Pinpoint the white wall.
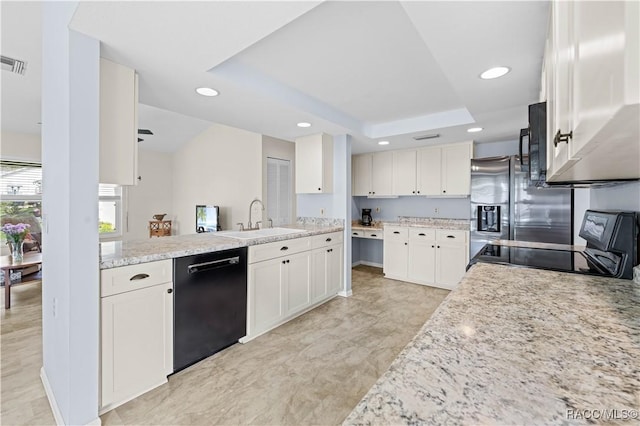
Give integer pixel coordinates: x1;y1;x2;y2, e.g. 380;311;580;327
124;149;174;240
262;135;296;224
0;131;42;162
590;181;640;211
474;139;519;158
172;123;262;234
41;3;100;424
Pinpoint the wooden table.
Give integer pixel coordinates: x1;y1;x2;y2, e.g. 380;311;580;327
1;253;42;309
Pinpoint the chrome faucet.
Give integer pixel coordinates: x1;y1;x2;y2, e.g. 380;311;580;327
247;198;264;230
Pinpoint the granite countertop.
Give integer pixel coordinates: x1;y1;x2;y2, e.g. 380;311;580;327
100;223;343;269
344;263;640;425
383;216;470;231
352;221;384;231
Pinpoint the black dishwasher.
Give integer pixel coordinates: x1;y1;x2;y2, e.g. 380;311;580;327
173;247;247;373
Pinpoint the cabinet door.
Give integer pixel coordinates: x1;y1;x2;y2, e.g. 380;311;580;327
371;151;394;196
392;150;417;195
408;239;436;285
327;243;343;295
435;243;467;289
99;59;138;186
549;0;575;177
101;282;172;410
441;144;471;196
416;147;441;196
248;259;283;336
285;251;311;316
352;154;372;196
383;239;408;279
295;133;333;193
571;1;625;158
311;248;328;303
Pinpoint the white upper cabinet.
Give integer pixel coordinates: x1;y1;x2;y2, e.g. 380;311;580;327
295;133;333;193
360;141;472;198
441;143;473;196
547;0;640;182
371;151;394;196
392;150;417;195
352;151;393;196
352;154;372;196
416;146;441;196
99;58;138;186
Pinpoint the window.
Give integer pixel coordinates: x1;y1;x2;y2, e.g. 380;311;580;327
266;157;292;226
0;161;43;247
99;184;123;239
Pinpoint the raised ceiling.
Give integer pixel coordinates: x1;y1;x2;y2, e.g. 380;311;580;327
2;1;550;154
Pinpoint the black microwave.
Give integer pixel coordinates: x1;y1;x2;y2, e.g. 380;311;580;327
519;102;547;187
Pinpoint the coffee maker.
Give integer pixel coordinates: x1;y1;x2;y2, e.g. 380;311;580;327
361;209;373;226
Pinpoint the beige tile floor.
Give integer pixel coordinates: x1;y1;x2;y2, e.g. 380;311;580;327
1;266;450;426
1;280;56;426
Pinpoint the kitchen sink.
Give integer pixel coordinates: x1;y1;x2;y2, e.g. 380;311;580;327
218;227;306;240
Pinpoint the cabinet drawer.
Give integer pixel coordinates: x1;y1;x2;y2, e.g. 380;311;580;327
384;226;408;241
101;259;173;298
409;228;436;240
436;229;467;243
312;231;343;249
249;237;311;264
364;230;383;240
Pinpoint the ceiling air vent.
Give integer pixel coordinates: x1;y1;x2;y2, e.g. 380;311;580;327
1;55;27;75
413;133;440;141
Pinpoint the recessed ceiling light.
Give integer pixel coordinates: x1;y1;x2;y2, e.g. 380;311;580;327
480;66;510;80
378;141;390;145
297;122;312;128
195;87;219;97
467;127;483;133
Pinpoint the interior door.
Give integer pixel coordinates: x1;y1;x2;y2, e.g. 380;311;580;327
267;157;292;226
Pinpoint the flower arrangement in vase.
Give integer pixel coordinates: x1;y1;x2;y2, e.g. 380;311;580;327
2;223;31;263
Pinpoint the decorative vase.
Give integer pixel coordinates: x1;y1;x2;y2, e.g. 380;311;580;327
11;240;24;263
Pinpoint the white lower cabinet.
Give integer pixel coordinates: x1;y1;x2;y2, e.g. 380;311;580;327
383;226;468;290
407;236;436;285
312;242;343;301
435;242;467;288
246;232;343;341
383;227;409;278
100;260;173;413
285;251;312;316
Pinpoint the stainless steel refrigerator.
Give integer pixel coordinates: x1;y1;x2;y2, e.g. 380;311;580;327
470;155;573;258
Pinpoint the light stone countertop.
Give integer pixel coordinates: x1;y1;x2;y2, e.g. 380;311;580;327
100;224;343;269
383;217;470;231
352;217;470;232
344;262;640;425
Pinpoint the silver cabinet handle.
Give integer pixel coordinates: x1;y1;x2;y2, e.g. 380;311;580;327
130;273;149;281
553;129;572;147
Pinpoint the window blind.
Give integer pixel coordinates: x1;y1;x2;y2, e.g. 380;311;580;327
0;161;42;197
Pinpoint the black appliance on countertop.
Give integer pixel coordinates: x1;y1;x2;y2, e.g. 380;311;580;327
469;210;639;279
173;247;247;373
361;208;373;226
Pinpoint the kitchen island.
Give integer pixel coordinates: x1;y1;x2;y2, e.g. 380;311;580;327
344;262;640;424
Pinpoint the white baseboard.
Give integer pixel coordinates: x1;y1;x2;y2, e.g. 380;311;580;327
41;367;102;426
338;289;352;297
40;367;64;426
352;260;383;268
